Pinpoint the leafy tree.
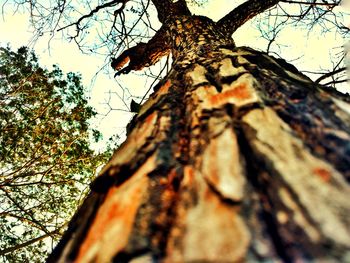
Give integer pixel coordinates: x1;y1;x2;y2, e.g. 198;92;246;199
0;46;111;262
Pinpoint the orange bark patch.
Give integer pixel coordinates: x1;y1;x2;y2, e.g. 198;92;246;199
159;80;171;95
76;185;144;262
175;36;181;46
76;155;156;263
183;165;195;186
312;167;332;182
144;111;157;126
185;21;193;29
167;168;178;185
209;83;252;106
113;56;130;70
159;170;178;206
229;83;252;100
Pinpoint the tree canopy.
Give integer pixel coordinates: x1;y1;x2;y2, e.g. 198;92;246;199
0;46;111;262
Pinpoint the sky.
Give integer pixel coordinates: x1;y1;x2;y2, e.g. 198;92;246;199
0;0;349;149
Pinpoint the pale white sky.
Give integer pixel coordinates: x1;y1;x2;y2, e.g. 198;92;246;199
0;0;349;148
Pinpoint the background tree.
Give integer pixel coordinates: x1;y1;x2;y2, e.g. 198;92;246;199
0;46;113;262
1;0;349;262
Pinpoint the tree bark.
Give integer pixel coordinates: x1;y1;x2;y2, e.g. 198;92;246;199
47;11;350;263
217;0;281;36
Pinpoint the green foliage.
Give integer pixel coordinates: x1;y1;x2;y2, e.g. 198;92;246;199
0;46;112;262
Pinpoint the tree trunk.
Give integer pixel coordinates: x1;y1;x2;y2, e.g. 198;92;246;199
47;15;350;263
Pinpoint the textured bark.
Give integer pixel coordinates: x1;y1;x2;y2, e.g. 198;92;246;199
152;0;191;23
217;0;281;37
48;10;350;263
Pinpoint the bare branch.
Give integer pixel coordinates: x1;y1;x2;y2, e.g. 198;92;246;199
315;67;346;83
57;0;128;34
325;79;349;85
217;0;281;37
281;0;338;6
0;228;61;256
112;25;170;76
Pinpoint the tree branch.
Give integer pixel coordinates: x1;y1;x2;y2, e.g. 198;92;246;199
217;0;281;37
57;0;128;33
323;78;348;86
112;25;170;76
0;229;61;256
111;0;191;75
281;0;339;6
0;187;53;237
315;67;346;83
